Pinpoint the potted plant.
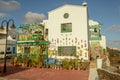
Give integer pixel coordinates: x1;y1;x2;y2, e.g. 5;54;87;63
62;59;69;70
13;56;18;66
69;59;75;70
75;59;81;70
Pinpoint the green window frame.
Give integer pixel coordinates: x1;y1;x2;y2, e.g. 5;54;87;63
61;23;72;33
58;46;76;56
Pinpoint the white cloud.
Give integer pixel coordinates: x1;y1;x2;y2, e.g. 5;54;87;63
0;13;7;17
0;0;20;11
106;25;120;32
23;12;46;23
107;40;120;49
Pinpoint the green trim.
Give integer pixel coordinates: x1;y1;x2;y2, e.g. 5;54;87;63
16;41;50;45
18;23;44;28
90;37;101;40
89;25;101;29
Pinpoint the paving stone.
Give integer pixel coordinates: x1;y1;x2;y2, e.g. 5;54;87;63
0;62;89;80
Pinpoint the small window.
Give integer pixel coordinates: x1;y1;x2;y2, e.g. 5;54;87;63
0;52;4;54
63;13;69;19
13;37;16;39
45;29;48;35
61;23;72;33
7;47;10;51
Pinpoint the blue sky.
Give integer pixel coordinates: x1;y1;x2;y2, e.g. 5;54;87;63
0;0;120;49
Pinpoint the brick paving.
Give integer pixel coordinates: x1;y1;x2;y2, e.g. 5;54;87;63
0;62;89;80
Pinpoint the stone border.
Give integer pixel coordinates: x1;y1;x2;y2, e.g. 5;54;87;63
97;69;120;80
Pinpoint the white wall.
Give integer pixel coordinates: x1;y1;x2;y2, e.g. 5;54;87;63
0;37;16;53
0;29;17;53
0;39;6;52
43;4;89;60
100;35;106;49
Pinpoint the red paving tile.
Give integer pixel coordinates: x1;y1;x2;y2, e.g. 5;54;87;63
0;62;89;80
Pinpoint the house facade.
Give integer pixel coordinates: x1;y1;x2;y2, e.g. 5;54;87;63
16;2;107;61
43;2;89;60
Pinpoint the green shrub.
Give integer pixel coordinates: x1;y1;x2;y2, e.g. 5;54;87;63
62;59;70;70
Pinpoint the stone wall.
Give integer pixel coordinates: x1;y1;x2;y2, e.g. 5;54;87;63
97;69;120;80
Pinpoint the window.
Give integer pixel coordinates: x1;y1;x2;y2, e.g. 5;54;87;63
61;23;72;33
58;46;76;56
45;29;48;35
63;13;69;19
7;47;10;51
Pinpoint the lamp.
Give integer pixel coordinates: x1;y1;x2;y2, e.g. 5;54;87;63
0;25;4;31
0;19;16;73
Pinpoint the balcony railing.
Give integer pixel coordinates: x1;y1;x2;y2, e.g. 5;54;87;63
90;37;101;40
19;33;41;41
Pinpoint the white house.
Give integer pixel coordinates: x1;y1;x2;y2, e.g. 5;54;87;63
43;2;89;60
0;29;17;55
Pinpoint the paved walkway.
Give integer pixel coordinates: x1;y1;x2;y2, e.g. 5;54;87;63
88;68;99;80
88;61;99;80
0;62;89;80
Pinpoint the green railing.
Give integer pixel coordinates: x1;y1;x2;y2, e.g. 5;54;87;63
89;25;101;29
90;37;101;40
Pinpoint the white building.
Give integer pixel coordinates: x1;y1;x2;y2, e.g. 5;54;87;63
43;2;90;60
0;29;17;55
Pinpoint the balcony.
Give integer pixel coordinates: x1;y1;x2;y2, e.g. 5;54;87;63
18;33;41;41
90;36;101;40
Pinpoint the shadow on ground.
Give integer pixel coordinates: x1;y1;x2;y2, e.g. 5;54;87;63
0;65;30;77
